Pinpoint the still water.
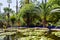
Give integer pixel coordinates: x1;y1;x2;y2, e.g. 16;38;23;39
0;35;6;40
0;35;13;40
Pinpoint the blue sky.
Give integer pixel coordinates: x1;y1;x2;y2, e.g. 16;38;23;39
0;0;41;13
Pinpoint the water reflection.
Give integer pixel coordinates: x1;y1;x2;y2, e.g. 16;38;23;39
4;35;17;40
4;35;12;40
0;35;13;40
0;35;6;40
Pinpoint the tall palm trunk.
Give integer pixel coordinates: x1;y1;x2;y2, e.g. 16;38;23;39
7;13;10;27
26;13;31;27
7;3;10;27
16;0;18;14
42;17;52;34
16;0;20;27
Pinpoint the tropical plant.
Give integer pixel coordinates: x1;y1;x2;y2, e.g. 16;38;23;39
3;7;14;27
3;7;14;20
36;0;60;27
10;14;16;26
4;7;14;13
19;0;60;27
18;3;41;26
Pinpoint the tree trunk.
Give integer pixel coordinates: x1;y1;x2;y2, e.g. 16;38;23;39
25;0;30;27
42;17;47;27
17;19;20;27
26;13;30;27
7;13;10;27
16;0;18;14
42;17;52;34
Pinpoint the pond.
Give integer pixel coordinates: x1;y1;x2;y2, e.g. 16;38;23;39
0;35;6;40
0;28;60;40
0;32;16;40
14;28;60;40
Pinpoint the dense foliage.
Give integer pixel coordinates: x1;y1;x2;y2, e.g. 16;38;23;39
18;0;60;27
0;0;60;27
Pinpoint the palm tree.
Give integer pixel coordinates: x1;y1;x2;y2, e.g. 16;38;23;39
19;0;60;27
18;0;30;27
7;0;12;27
0;3;2;13
37;0;60;27
32;0;60;34
23;0;40;27
3;7;14;16
3;7;13;27
18;3;41;27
